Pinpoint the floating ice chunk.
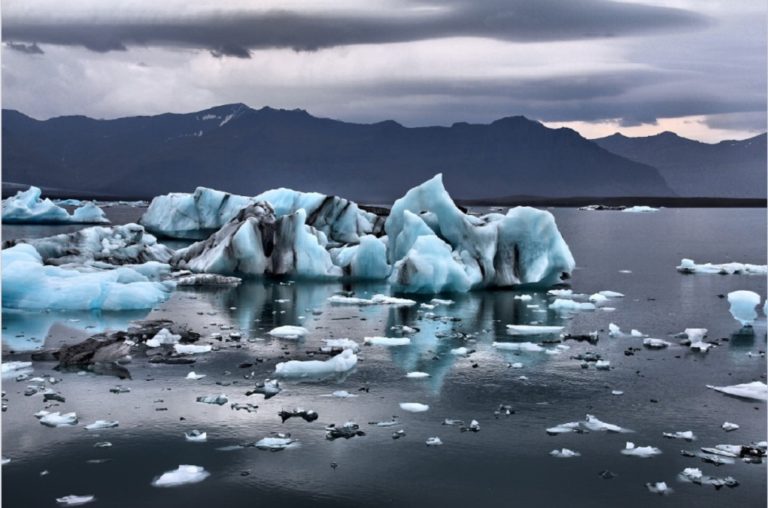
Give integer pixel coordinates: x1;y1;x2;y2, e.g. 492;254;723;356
589;293;608;304
185;372;206;380
146;328;181;348
595;360;611;370
327;390;357;398
643;338;671;349
549;299;596;312
608;323;622;337
2;186;109;224
630;329;643;337
431;298;454;306
364;336;411;346
151;465;210;487
599;290;624;298
550;448;580;458
321;338;360;352
677;258;767;275
425;437;443;446
506;324;563;336
40;412;78;427
275;349;357;378
684;328;707;343
612;390;624;396
255;436;298;450
56;495;96;506
328;294;416;306
268;325;309;339
546;422;581;435
727;291;761;326
85;420;119;430
493;342;544;352
450;347;469;355
185;430;207;442
706;381;767;401
584;414;632;433
622;206;658;213
174;344;212;355
196;394;228;405
721;422;739;432
406;371;430;379
621;442;661;458
2;457;10;465
646;482;672;495
678;468;739;489
663;431;696;441
400;402;429;413
547;289;575;297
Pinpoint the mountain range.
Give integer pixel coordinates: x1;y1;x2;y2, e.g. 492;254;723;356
1;104;764;202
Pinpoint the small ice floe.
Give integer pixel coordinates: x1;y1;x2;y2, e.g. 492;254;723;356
630;329;643;337
151;465;210;487
39;412;78;427
420;303;435;310
230;403;258;413
461;420;480;433
325;422;365;440
275;349;357;378
246;379;281;399
511;362;523;368
450;347;469;355
196;394;228;405
608;323;622;337
145;328;181;347
324;390;357;398
364;336;411;346
677;258;767;275
646;482;672;495
492;342;544;352
174;344;212;354
722;422;740;432
513;294;532;301
663;431;696;441
589;293;608;305
406;371;430;379
643;338;671;349
622;205;658;213
678;468;739;489
598;290;624;298
369;417;399;427
399;402;429;413
595;360;611;370
442;419;464;426
321;338;360;353
2;457;10;465
546;422;582;435
505;324;563;336
109;385;130;394
256;435;299;449
268;326;309;339
278;408;318;423
547;289;580;298
727;291;761;326
85;420;119;431
56;495;96;506
612;390;624;396
186;372;206;380
550;448;580;458
425;437;443;446
621;442;661;458
706;381;767;401
328;294;417;306
549;299;596;312
431;298;454;306
392;429;406;439
584;414;632;433
185;430;207;442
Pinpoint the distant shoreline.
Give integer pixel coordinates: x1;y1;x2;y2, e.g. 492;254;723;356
2;182;765;208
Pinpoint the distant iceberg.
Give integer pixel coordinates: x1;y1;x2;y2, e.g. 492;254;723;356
2;186;109;224
677;258;767;275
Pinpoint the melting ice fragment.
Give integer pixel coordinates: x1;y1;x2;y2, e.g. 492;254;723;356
55;495;96;506
622;206;658;213
583;414;632;433
151;465;210;487
550;448;580;458
643;338;671;349
327;294;416;306
275;348;357;378
663;431;696;441
268;326;309;339
364;337;411;346
505;325;563;336
621;442;661;458
721;422;739;432
186;372;206;380
39;412;78;427
256;435;298;450
196;394;229;405
399;402;429;413
546;422;582;435
493;342;545;352
646;482;672;495
146;328;181;347
727;291;761;326
706;381;767;401
174;344;212;354
406;372;430;379
677;258;767;275
425;437;443;446
185;430;207;442
84;420;119;430
321;338;360;352
549;299;596;312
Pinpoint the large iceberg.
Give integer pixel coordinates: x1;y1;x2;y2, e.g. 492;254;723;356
2;244;174;311
2;186;109;224
169;175;574;293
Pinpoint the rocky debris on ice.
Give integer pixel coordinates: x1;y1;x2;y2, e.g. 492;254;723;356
621;442;662;458
622;206;659;213
2;186;109;225
275;349;357;378
84;420;119;430
399;402;429;413
174;273;242;286
325;422;365;440
256;434;299;450
268;325;308;339
727;291;761;326
678;468;739;489
151;465;210;487
246;379;282;399
643;338;671;349
185;430;207;442
278;408;318;423
196;394;228;405
677;258;767;275
550;448;580;458
706;381;767;401
55;494;96;506
505;324;563;336
364;336;411;346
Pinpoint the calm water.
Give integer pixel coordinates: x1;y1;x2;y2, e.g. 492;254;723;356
2;207;766;507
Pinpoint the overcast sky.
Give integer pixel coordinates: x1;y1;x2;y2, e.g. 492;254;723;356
2;0;765;142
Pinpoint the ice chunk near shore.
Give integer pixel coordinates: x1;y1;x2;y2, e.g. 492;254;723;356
550;448;580;458
706;381;767;401
2;244;174;311
400;402;429;413
677;258;767;275
151;465;210;487
364;336;411;346
727;291;761;326
39;412;78;427
2;186;109;224
56;495;96;506
146;328;181;347
269;325;308;339
328;294;416;306
506;325;563;336
621;442;661;458
275;348;357;378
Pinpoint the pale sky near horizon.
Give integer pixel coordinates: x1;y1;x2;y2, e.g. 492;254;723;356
1;0;765;143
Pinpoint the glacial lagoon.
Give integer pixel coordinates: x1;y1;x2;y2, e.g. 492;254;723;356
2;205;766;507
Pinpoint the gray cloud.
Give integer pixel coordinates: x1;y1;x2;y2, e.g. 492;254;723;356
4;41;44;55
2;0;707;55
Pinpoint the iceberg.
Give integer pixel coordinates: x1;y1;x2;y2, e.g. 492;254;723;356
727;291;761;326
330;235;391;279
2;244;174;311
151;465;210;487
275;348;357;378
677;258;767;275
2;186;109;224
706;381;767;401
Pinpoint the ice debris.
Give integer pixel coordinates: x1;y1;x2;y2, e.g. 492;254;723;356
425;437;443;446
722;422;739;432
328;294;416;306
151;465;210;487
196;394;229;405
325;422;365;440
275;349;357;378
550;448;580;458
364;336;411;346
646;482;672;495
399;402;429;413
677;258;767;275
505;324;563;336
55;495;96;506
621;442;661;458
84;420;119;430
706;381;767;401
268;325;309;339
643;338;671;349
39;412;78;427
185;430;208;442
727;290;761;326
